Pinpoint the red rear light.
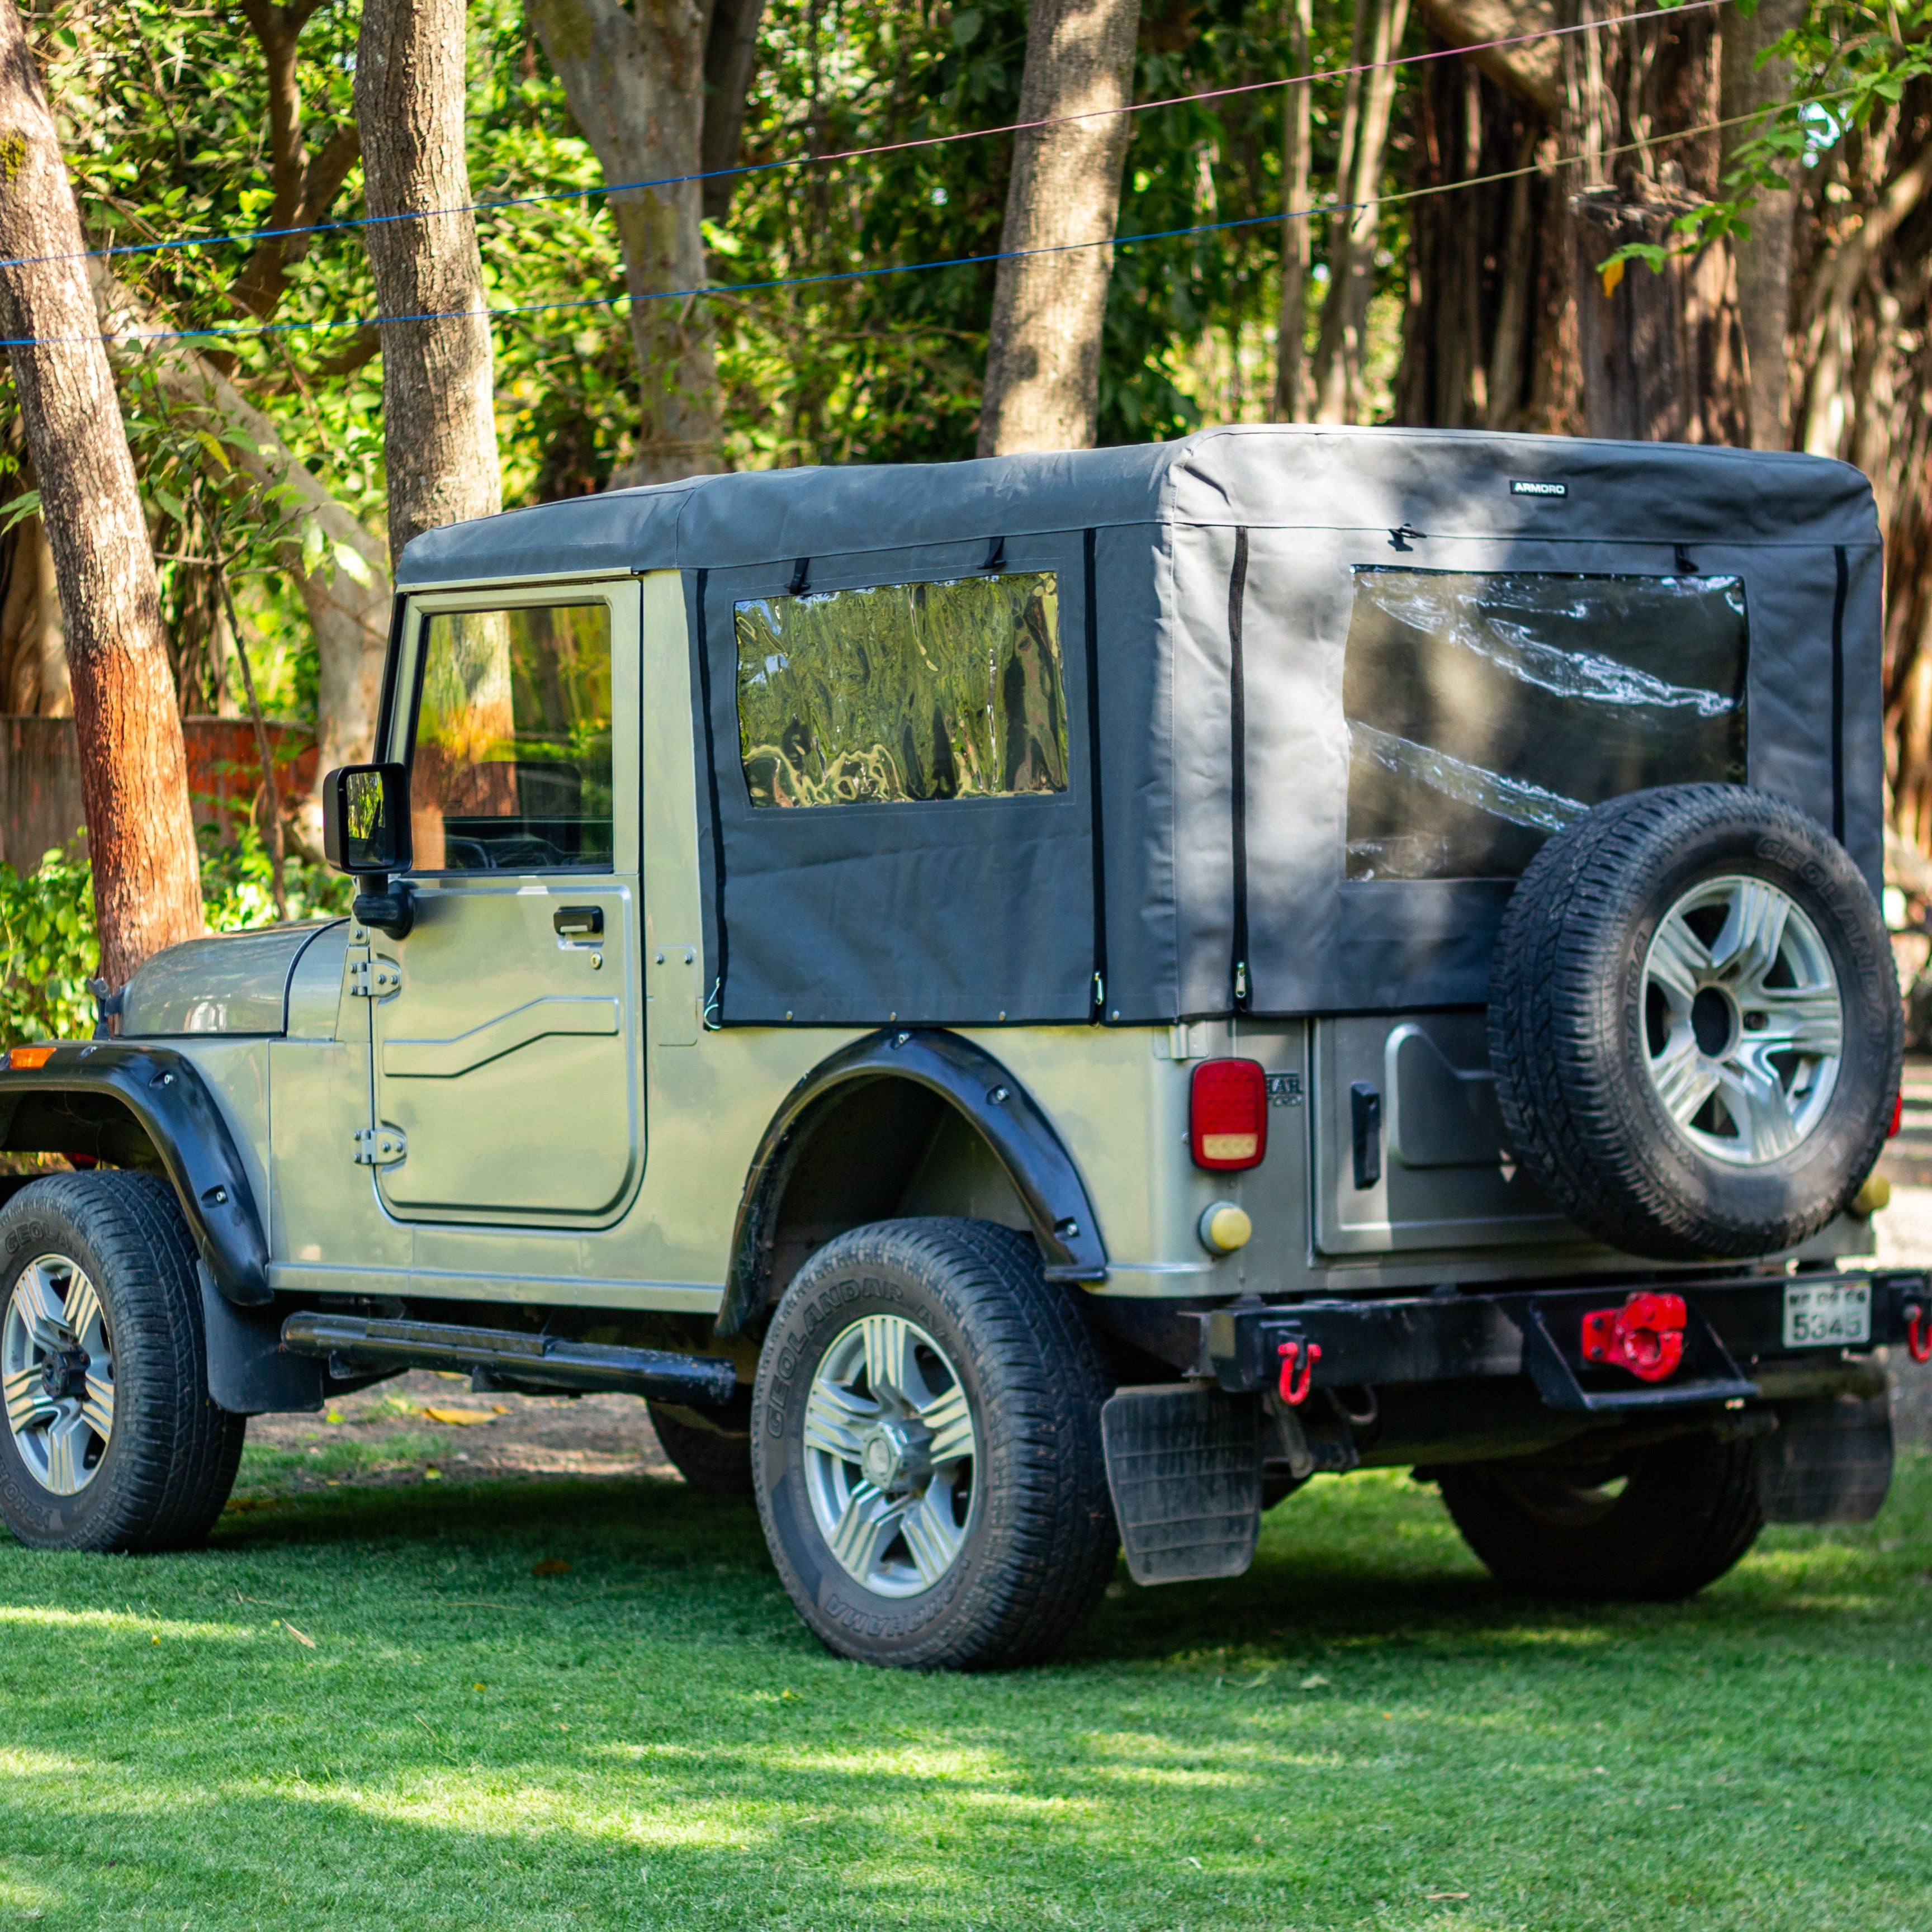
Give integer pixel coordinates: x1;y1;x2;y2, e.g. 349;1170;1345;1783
1890;1092;1904;1137
1190;1058;1268;1171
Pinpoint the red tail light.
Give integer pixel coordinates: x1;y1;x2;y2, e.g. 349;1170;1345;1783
1890;1092;1904;1137
1190;1058;1268;1171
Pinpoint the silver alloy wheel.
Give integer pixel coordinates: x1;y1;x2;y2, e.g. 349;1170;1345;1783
2;1253;115;1496
801;1313;977;1598
1641;874;1844;1166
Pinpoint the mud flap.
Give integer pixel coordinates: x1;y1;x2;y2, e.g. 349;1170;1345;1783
1100;1384;1262;1585
1758;1393;1894;1523
200;1265;324;1416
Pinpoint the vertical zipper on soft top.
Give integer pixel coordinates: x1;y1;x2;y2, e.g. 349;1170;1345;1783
1831;544;1848;842
1228;527;1251;1012
693;569;729;1024
1083;529;1109;1019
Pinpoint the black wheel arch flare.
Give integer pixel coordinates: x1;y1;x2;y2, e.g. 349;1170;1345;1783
0;1044;270;1306
716;1027;1109;1338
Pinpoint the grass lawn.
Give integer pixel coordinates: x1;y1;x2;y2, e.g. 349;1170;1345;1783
2;1430;1930;1931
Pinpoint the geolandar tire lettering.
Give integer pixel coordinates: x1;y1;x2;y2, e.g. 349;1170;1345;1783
0;1172;245;1555
751;1217;1117;1671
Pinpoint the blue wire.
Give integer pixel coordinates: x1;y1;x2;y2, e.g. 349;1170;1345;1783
8;202;1349;353
0;1;1714;274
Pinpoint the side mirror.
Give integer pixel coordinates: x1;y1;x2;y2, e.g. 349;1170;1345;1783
322;763;411;875
322;763;415;940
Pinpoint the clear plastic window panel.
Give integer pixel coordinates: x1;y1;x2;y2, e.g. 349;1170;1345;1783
1342;568;1748;882
409;604;614;872
734;572;1069;808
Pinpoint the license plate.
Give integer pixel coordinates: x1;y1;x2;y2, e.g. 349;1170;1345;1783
1783;1279;1871;1348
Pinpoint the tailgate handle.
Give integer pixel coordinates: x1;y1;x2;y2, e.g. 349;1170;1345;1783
554;906;604;939
1349;1082;1382;1189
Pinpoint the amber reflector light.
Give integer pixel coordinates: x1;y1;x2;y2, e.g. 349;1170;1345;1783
7;1045;56;1071
1190;1058;1268;1171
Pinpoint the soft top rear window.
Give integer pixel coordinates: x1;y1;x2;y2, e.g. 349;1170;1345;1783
1343;567;1748;882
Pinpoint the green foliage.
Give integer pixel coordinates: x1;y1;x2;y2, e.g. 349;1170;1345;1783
1601;0;1932;273
0;828;349;1050
717;0;1401;459
0;846;97;1047
198;821;353;933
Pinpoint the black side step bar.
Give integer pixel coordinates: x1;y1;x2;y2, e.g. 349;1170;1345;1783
280;1312;737;1407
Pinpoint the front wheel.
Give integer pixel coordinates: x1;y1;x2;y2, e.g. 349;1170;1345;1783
0;1172;244;1553
1436;1429;1763;1601
751;1218;1117;1670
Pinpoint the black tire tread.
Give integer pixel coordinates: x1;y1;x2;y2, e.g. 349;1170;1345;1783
1438;1430;1764;1601
754;1216;1117;1670
0;1171;244;1554
645;1400;755;1497
1490;784;1900;1259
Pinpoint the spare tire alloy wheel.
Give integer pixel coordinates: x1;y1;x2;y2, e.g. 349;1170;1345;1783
803;1314;977;1597
3;1254;114;1497
1641;875;1842;1163
1490;785;1901;1261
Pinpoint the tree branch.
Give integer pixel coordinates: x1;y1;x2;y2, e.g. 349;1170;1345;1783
1411;0;1561;121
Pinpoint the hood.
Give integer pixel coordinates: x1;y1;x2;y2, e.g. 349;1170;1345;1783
119;921;343;1037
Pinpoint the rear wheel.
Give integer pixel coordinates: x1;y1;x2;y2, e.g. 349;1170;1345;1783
646;1399;754;1496
751;1218;1117;1670
1437;1429;1763;1600
0;1172;244;1553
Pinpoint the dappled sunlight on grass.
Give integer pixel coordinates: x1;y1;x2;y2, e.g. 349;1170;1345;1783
1;1451;1930;1928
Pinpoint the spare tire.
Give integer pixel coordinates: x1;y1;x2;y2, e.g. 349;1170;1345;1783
1489;784;1900;1260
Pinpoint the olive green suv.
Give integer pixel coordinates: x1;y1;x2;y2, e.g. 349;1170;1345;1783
0;427;1916;1668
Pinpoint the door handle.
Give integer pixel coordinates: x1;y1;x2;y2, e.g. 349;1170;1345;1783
554;906;604;939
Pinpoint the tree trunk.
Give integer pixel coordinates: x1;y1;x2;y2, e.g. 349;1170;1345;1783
700;0;768;225
89;264;392;789
977;0;1142;456
1718;0;1802;448
1311;0;1410;424
1399;4;1581;433
0;448;70;716
356;0;501;565
1573;191;1751;443
0;0;201;982
228;2;362;326
1272;0;1314;420
534;0;725;486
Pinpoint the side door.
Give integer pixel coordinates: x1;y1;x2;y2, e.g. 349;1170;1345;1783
365;581;643;1221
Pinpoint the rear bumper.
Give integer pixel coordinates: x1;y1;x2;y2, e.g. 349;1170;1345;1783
1201;1267;1928;1415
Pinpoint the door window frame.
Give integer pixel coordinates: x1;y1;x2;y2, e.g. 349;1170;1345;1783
383;577;641;878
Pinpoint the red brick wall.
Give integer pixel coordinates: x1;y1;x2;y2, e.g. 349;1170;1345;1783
0;716;317;872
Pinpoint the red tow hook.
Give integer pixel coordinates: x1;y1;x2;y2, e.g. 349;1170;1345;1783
1277;1340;1320;1406
1906;1304;1932;1365
1580;1291;1687;1384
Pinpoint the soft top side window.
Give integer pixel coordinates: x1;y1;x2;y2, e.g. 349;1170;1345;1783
406;602;614;872
733;572;1069;808
1343;567;1748;882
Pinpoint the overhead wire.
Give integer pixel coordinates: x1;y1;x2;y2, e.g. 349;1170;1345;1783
3;0;1726;275
14;92;1831;358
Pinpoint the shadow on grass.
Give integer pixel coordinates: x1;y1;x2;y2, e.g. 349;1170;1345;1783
191;1458;1932;1674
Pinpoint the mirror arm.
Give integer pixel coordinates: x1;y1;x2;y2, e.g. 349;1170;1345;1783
353;873;416;941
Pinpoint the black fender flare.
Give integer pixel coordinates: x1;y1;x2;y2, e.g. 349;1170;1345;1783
715;1027;1108;1338
0;1042;271;1306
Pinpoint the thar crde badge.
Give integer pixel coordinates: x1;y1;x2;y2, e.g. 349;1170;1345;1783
1510;479;1568;497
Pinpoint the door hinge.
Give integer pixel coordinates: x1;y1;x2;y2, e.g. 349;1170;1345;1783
349;958;402;999
352;1125;408;1168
